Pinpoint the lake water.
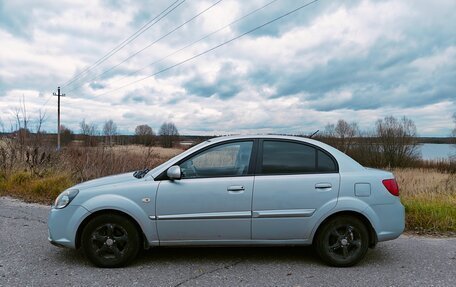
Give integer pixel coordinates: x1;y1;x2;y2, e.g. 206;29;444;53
418;144;455;160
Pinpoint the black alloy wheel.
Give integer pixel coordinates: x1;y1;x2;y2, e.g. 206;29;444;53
81;214;140;268
315;215;369;267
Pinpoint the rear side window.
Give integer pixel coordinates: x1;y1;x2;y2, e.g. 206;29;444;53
318;150;337;172
260;141;337;174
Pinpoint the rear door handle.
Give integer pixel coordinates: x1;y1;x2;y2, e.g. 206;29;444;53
315;183;332;190
227;185;245;192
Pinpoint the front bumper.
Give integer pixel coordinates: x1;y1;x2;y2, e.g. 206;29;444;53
48;205;91;249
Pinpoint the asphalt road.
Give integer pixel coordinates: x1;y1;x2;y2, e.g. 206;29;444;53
0;196;455;287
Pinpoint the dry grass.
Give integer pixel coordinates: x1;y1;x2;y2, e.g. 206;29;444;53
393;168;456;234
60;145;183;182
0;145;184;204
110;145;182;159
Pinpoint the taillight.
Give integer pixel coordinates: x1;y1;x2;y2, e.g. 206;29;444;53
382;179;399;196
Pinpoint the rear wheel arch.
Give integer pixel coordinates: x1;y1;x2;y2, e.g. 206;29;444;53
75;209;147;250
313;210;378;248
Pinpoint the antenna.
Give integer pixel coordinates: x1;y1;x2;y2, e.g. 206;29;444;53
309;130;319;138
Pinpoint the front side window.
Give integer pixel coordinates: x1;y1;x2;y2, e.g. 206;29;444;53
180;141;253;178
261;141;337;174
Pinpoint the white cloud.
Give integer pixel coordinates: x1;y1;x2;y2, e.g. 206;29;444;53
0;0;454;136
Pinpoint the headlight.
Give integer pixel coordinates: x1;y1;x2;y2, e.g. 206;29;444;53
54;189;79;209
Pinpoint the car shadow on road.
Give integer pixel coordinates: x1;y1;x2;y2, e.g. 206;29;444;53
52;244;392;268
52;245;322;267
135;245;322;266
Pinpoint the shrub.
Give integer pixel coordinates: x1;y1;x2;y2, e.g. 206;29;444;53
30;174;75;202
1;171;74;204
10;171;32;185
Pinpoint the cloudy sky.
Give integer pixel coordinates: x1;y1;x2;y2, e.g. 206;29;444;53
0;0;455;136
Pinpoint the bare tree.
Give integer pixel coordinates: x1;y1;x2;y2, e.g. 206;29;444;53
335;120;359;153
375;116;419;167
451;113;456;160
11;98;30;156
322;120;359;153
321;123;337;147
80;119;98;146
34;110;47;145
0;117;5;133
103;119;117;146
323;123;335;137
452;113;456;138
134;124;155;146
159;122;179;148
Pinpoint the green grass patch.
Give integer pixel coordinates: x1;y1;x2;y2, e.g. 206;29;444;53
403;198;456;233
0;171;75;204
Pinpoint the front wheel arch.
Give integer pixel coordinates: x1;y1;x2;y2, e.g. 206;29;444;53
75;209;146;250
313;211;378;248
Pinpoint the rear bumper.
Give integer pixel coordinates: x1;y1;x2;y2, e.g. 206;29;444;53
369;201;405;242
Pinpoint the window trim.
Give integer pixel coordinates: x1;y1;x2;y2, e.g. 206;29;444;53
255;139;339;176
155;139;259;181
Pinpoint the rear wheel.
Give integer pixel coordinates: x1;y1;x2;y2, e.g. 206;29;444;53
81;214;140;268
315;215;369;267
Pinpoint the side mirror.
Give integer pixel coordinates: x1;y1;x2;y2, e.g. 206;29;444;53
167;165;181;180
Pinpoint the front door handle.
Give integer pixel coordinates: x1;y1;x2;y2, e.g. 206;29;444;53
227;185;245;192
315;183;332;190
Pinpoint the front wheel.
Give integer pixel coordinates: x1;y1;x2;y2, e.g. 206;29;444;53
315;215;369;267
81;214;140;268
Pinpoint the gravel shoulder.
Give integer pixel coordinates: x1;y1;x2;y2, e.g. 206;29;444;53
0;196;455;287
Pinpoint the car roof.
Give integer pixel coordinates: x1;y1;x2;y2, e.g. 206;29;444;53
206;134;321;144
205;135;355;153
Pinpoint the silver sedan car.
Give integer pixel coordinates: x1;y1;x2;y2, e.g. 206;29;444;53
48;135;404;267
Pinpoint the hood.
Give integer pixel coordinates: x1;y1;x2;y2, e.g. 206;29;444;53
73;172;139;190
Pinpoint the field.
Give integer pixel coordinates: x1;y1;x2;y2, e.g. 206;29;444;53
0;144;455;235
394;168;456;234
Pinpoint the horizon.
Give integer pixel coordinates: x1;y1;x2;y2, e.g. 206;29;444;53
1;130;455;140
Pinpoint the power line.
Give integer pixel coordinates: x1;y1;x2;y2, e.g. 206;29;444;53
39;94;53;111
63;0;184;88
93;0;321;98
70;0;280;93
67;0;224;93
62;0;186;88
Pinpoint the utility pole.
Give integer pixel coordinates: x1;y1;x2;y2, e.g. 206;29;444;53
53;87;65;150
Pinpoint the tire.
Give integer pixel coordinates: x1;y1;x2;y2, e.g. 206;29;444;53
81;214;141;268
315;215;369;267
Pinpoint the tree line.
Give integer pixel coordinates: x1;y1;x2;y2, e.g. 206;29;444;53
315;115;449;168
60;120;180;148
1;101;455;170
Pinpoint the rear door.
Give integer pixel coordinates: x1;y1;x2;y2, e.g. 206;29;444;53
252;140;340;240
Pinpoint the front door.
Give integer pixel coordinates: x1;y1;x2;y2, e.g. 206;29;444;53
156;140;255;243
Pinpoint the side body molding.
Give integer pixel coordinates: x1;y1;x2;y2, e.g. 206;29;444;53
157;211;251;220
252;209;315;218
